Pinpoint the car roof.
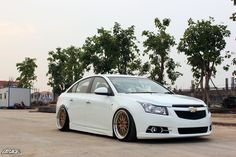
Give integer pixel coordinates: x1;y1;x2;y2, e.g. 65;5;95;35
104;74;145;78
84;74;146;78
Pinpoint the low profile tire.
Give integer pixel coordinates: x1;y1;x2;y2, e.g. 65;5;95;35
113;109;136;142
57;107;70;131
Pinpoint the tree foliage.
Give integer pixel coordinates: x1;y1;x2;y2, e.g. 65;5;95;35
113;22;141;74
82;28;118;74
142;18;182;85
177;17;230;105
16;57;37;88
47;46;85;96
81;22;142;75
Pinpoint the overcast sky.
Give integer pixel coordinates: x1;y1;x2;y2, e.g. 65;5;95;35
0;0;235;91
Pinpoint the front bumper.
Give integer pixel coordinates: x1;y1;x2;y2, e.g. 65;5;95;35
134;107;212;139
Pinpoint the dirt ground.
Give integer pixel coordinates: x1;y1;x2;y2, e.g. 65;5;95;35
0;110;236;157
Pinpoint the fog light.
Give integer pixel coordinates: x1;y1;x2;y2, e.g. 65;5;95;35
150;127;158;133
147;126;169;133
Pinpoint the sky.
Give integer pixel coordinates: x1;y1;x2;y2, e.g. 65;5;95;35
0;0;235;91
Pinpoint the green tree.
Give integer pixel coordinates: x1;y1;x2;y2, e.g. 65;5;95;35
142;18;182;85
81;22;142;75
82;28;118;74
16;57;37;88
47;46;85;97
177;17;230;105
113;22;141;74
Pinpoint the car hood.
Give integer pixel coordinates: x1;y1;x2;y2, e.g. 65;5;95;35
120;93;205;107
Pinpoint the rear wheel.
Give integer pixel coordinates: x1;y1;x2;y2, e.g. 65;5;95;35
113;109;136;141
57;107;70;131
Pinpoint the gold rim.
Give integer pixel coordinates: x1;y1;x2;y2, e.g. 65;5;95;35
113;110;129;139
58;108;66;128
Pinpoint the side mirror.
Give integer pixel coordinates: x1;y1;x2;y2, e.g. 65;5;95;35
94;87;109;95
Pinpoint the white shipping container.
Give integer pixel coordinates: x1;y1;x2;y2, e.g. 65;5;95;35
0;87;30;108
0;88;8;108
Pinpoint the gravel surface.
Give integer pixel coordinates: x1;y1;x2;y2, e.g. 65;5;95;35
0;110;236;157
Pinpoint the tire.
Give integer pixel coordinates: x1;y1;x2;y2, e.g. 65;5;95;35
57;107;70;131
113;109;136;142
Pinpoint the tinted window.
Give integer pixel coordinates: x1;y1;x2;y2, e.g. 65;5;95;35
91;77;109;93
108;77;170;94
67;83;78;93
67;78;92;93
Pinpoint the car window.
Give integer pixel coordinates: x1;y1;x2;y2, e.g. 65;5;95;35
67;83;78;93
67;83;77;93
108;77;171;94
91;77;109;93
75;78;92;93
67;78;92;93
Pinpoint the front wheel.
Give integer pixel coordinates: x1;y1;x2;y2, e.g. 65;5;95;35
57;107;70;131
113;109;136;141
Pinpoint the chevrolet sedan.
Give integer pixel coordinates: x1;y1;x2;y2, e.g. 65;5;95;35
56;75;212;141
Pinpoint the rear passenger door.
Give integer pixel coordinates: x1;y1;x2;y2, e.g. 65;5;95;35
67;77;93;127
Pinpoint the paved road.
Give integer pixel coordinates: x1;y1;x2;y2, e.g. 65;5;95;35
0;110;236;157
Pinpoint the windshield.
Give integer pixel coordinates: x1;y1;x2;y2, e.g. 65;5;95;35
108;77;171;94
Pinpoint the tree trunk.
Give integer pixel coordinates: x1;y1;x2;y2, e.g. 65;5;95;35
158;56;165;84
204;72;211;107
199;72;204;101
53;92;59;103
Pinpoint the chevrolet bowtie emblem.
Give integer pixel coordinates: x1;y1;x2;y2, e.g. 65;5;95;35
189;107;197;113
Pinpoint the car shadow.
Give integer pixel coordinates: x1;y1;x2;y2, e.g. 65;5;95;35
56;129;211;144
63;129;115;140
136;137;211;144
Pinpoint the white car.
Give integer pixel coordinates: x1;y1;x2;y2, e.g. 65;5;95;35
56;75;212;141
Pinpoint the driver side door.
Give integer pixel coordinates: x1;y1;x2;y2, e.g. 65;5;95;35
84;77;113;133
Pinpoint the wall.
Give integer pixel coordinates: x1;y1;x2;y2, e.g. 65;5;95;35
8;88;31;107
175;88;236;106
0;88;8;107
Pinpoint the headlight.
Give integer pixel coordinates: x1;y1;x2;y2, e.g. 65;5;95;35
138;102;168;115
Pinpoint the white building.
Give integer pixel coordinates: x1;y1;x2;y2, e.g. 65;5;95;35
31;91;53;104
0;87;31;108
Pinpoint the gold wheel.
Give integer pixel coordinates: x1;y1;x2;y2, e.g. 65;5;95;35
57;108;66;129
113;110;130;139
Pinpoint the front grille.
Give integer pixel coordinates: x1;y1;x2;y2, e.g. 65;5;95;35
172;104;204;108
178;127;208;134
175;110;206;120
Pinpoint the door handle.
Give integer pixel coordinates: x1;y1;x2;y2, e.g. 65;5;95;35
70;99;73;102
86;101;91;104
